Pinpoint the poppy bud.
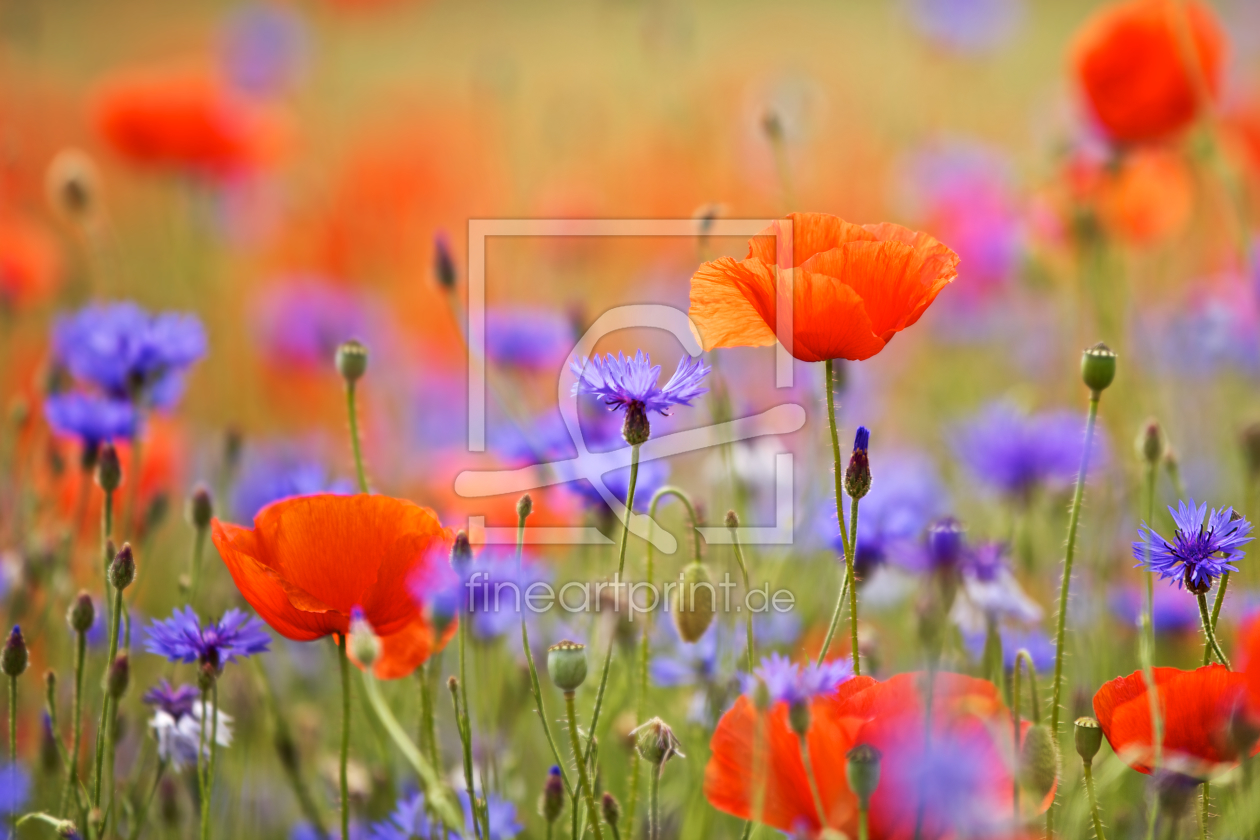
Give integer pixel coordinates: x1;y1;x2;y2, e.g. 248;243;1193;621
1242;422;1260;481
450;530;473;574
434;232;457;290
96;443;122;493
2;625;28;677
1081;342;1117;393
517;493;533;520
540;766;565;824
349;608;380;669
724;509;739;528
788;700;811;737
844;426;871;500
187;485;213;530
1137;419;1164;467
335;339;368;383
106;653;130;700
109;543;136;591
673;561;717;643
601;791;621;829
622;402;651;446
1074;716;1103;763
846;744;882;807
631;717;685;766
46;148;98;222
68;591;95;634
1018;724;1059;801
547;640;588;693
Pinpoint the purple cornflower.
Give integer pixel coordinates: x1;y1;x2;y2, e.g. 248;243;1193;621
1108;583;1202;633
963;626;1054;671
232;444;353;520
741;653;853;705
220;2;308;97
252;278;367;371
370;790;522;840
44;392;137;446
1133;500;1253;594
570;351;709;416
143;606;271;671
52;302;207;409
926;517;966;571
142;679;202;719
904;0;1025;54
955;402;1090;501
0;761;30;816
485;306;575;371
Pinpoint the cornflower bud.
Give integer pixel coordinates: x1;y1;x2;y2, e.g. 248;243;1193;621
335;339;368;383
724;509;739;528
109;543;136;590
450;530;473;574
540;766;564;824
516;493;533;520
1137;419;1164;467
1081;342;1117;393
2;625;28;677
601;791;621;829
107;653;130;700
96;443;122;493
622;401;651;446
68;591;95;634
844;426;872;500
547;640;588;693
788;700;811;738
187;485;213;530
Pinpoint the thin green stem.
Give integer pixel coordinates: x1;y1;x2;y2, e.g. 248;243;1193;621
1197;592;1231;669
1140;459;1164;835
648;764;662;840
338;634;351;840
200;682;218;840
102;491;114;626
858;806;870;840
728;525;755;674
1205;572;1230;666
61;630;86;816
1199;781;1209;840
566;692;604;840
6;675;14;764
250;658;327;839
360;670;463;829
92;585;123;810
345;380;369;494
198;684;210;834
816;573;851;667
1048;391;1102;838
1083;760;1107;840
847;495;861;675
455;616;482;840
1012;654;1024;819
188;526;207;607
798;735;829;830
127;760;166;840
819;359;853;668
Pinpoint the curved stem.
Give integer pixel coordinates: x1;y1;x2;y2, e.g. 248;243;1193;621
1198;592;1231;669
1204;572;1230;666
345;380;369;494
816;574;851;667
819;359;853;668
798;734;829;830
1083;759;1107;840
566;692;604;840
1048;391;1102;838
338;634;351;840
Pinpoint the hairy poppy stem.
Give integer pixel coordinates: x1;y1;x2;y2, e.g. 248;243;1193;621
61;627;87;816
200;681;219;840
566;691;605;840
337;634;351;840
1204;572;1230;666
819;358;854;668
798;734;829;830
728;522;755;674
1139;458;1164;838
345;380;369;494
1199;782;1209;840
1048;389;1102;839
1082;757;1107;840
1011;648;1038;818
648;763;662;840
250;658;327;839
1197;593;1231;669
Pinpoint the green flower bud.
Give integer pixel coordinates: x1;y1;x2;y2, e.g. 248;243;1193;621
1074;716;1104;763
2;625;28;677
752;678;772;713
96;443;122;493
107;652;130;699
1137;419;1164;467
109;543;136;591
349;610;380;669
788;700;811;737
846;744;882;807
672;561;717;643
724;510;739;528
631;717;684;766
187;484;213;530
517;493;533;520
1018;723;1059;801
547;640;588;693
335;339;369;383
68;591;95;634
622;402;650;446
1081;342;1116;393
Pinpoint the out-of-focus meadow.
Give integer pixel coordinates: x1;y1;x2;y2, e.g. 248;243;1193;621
5;0;1260;838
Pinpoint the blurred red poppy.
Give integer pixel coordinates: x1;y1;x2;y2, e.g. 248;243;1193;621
1094;665;1249;778
1097;147;1193;245
0;214;62;309
1071;0;1226;144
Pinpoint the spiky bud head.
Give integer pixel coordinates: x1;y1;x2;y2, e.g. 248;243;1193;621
187;484;213;530
68;591;95;634
631;717;685;766
2;625;28;677
109;543;136;590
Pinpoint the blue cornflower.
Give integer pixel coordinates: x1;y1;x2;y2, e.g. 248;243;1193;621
1108;583;1201;634
570;351;709;416
370;790;522;839
1134;500;1253;593
44;392;137;446
0;761;31;816
904;0;1025;55
741;653;853;705
142;679;201;719
252;278;366;371
220;2;308;97
143;607;271;670
926;517;966;571
955;402;1090;501
232;445;353;520
53;302;207;408
485;306;575;371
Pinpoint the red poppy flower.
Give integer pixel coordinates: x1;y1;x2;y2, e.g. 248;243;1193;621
211;494;454;679
1071;0;1226;144
688;213;959;363
1093;665;1248;777
1097;146;1193;245
1239;616;1260;723
91;66;288;175
0;214;61;309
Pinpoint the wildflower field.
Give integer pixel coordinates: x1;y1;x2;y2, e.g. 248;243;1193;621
5;0;1260;838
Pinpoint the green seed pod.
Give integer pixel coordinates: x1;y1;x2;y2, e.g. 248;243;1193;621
2;625;28;677
109;543;136;591
1081;342;1117;393
187;485;214;530
1018;723;1059;801
631;717;685;766
846;744;882;807
68;591;95;634
96;443;122;493
1074;716;1104;763
673;561;717;643
547;640;588;693
335;339;369;383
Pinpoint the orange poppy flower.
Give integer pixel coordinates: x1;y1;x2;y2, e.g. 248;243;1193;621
91;66;288;175
705;671;1049;839
1097;146;1193;245
0;214;61;309
1071;0;1226;145
211;493;454;679
688;213;959;363
1239;617;1260;723
1093;665;1249;778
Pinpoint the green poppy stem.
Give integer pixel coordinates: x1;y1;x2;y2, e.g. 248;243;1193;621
1197;592;1231;669
345;380;369;494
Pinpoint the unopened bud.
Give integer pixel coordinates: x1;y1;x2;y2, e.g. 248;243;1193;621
2;625;28;677
1075;716;1103;763
434;232;457;290
1137;419;1164;467
547;640;588;693
845;426;872;500
46;148;98;222
187;485;213;530
788;700;811;737
631;717;685;766
601;791;621;828
517;493;533;520
349;609;380;669
68;591;95;634
846;743;882;806
1018;724;1059;800
752;679;772;713
1081;342;1117;393
107;653;130;699
673;561;716;643
450;531;473;573
724;510;739;528
335;339;368;383
96;443;122;493
541;765;565;823
41;709;60;773
109;544;136;590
